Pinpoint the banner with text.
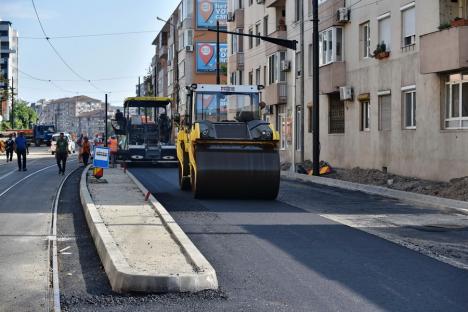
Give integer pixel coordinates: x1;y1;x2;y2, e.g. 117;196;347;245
196;0;227;29
196;42;227;73
93;146;110;169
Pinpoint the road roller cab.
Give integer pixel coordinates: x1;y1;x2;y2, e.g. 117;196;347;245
176;84;281;199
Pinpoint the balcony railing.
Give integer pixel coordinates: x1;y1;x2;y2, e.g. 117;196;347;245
234;8;244;29
228;52;244;71
319;62;346;94
265;0;286;8
265;30;287;55
420;26;468;74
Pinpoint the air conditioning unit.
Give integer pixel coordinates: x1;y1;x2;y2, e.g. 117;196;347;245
257;0;264;4
280;60;291;72
227;12;234;22
185;45;194;52
337;7;350;23
339;86;354;101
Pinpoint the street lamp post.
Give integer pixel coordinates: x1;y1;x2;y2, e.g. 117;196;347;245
312;0;320;176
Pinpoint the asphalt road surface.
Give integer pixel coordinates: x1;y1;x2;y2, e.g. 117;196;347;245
57;166;468;312
0;147;79;312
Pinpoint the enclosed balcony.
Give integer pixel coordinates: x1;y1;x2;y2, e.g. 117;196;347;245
264;82;287;105
234;8;244;29
228;52;244;72
265;30;287;55
319;62;346;94
420;26;468;74
265;0;286;8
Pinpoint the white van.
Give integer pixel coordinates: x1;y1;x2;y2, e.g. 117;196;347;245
49;133;76;155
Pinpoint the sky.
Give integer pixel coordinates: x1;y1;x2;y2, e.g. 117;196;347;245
0;0;179;106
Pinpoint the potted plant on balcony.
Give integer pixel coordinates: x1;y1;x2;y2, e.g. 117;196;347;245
451;17;468;27
373;42;390;60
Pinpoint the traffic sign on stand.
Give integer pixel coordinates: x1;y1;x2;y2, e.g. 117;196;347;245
93;146;110;169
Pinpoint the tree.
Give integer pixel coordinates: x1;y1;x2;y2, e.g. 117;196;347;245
1;100;37;130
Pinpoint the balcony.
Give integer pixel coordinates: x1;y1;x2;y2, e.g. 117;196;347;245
234;8;244;29
420;26;468;74
158;45;168;59
317;0;346;31
319;62;346;94
265;0;286;8
264;82;287;105
265;30;287;55
228;52;244;72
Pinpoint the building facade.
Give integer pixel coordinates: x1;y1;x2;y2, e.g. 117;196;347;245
227;0;468;181
152;0;228;117
35;95;107;136
0;20;18;122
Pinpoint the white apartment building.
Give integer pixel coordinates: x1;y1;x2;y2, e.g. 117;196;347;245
228;0;468;181
0;20;19;122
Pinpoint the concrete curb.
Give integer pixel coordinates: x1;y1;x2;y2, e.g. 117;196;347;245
79;165;218;293
281;171;468;214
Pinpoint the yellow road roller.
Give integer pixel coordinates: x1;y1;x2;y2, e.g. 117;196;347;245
176;84;280;199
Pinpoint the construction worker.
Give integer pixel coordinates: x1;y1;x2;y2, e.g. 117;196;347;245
55;132;69;175
80;136;91;166
108;135;118;168
5;134;14;162
14;132;28;171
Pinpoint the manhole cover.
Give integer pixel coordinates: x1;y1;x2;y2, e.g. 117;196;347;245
410;224;468;232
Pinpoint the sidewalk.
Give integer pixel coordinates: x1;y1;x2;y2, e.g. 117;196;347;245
80;166;218;293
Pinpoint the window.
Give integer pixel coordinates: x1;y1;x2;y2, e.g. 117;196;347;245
319;27;343;66
238;70;243;85
295;0;302;22
249;0;253;5
329;94;345;134
360;101;370;131
263;15;269;36
403;87;416;129
277;104;287;150
230;72;236;85
295;51;302;77
264;66;267;86
255;23;261;46
445;73;468;129
248;28;253;49
360;22;371;58
378;93;392;131
308;106;313;133
295;105;302;151
308;44;313;76
268;52;286;84
378;14;391;51
255;67;261;85
401;4;415;47
248;71;253;85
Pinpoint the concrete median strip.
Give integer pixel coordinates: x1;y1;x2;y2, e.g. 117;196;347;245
282;171;468;214
79;165;218;293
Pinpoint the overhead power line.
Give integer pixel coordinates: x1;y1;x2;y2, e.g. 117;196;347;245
30;0;107;93
19;30;159;40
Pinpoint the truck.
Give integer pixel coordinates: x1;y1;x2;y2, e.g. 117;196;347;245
33;124;56;146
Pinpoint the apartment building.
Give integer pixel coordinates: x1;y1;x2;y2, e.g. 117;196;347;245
228;0;468;181
151;0;228;117
0;20;18;122
35;95;105;136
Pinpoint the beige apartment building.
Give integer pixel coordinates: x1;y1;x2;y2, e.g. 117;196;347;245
227;0;468;181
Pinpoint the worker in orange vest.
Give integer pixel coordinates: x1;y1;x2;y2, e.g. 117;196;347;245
107;135;118;168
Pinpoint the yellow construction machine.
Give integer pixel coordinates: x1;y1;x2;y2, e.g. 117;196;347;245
176;84;280;199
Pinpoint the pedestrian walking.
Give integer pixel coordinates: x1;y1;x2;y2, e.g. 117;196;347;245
5;134;14;162
55;132;69;175
14;132;28;171
80;136;91;166
107;135;118;168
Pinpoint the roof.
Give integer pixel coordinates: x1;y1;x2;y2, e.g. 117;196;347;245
123;96;172;108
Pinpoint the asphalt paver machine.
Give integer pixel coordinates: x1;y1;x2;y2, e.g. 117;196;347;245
176;84;280;199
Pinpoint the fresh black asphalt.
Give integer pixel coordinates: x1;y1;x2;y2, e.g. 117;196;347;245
57;167;468;312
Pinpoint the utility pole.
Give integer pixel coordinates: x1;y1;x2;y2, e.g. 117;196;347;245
216;20;220;84
300;0;305;164
312;0;320;176
10;76;15;127
104;93;108;147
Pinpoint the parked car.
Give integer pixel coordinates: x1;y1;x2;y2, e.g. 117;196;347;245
49;133;76;155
